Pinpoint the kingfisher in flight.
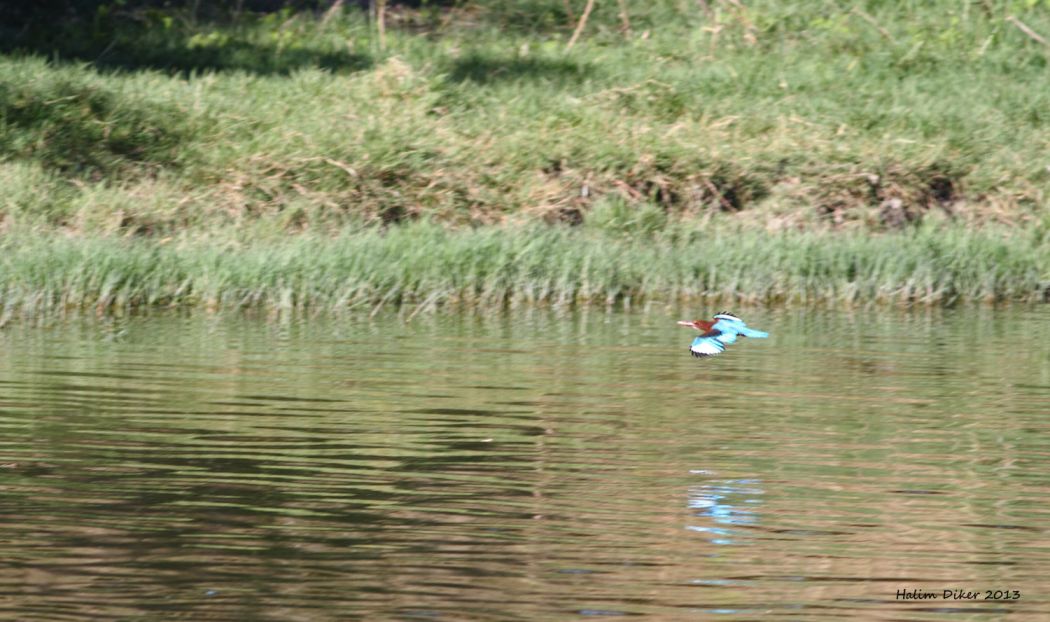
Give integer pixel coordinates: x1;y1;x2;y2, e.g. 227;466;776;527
678;312;769;358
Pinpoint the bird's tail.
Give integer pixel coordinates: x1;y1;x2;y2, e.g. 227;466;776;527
739;327;769;338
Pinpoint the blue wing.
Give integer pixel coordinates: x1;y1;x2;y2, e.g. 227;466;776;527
737;325;769;338
690;334;727;357
712;317;768;339
715;331;738;345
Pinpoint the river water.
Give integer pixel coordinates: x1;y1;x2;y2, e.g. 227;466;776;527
0;308;1047;621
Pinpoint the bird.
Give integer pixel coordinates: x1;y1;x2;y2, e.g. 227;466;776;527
677;311;769;358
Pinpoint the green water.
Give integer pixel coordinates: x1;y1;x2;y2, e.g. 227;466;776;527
0;308;1047;621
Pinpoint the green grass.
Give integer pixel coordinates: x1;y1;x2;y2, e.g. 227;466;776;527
3;2;1050;231
1;2;1049;313
1;222;1046;321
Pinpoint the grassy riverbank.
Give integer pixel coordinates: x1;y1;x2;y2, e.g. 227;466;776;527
1;223;1046;321
1;1;1049;313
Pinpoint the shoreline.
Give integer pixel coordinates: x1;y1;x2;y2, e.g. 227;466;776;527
1;224;1045;321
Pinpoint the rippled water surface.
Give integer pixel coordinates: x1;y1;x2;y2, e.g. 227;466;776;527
1;308;1048;621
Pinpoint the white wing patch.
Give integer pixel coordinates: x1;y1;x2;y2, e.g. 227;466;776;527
690;338;726;357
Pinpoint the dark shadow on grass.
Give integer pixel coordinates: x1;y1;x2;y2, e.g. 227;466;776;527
0;74;193;178
4;36;374;77
101;41;372;76
445;54;592;86
465;0;577;36
2;9;374;77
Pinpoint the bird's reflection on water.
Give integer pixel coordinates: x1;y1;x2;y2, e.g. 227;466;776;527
686;476;763;545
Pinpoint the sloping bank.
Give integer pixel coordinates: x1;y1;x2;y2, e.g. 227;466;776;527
0;223;1046;320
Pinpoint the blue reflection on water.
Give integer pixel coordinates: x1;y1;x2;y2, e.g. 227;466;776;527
686;478;763;545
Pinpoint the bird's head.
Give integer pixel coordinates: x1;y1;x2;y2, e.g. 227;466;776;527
677;319;715;332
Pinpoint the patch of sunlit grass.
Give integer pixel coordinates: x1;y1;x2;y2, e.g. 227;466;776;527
2;2;1049;234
